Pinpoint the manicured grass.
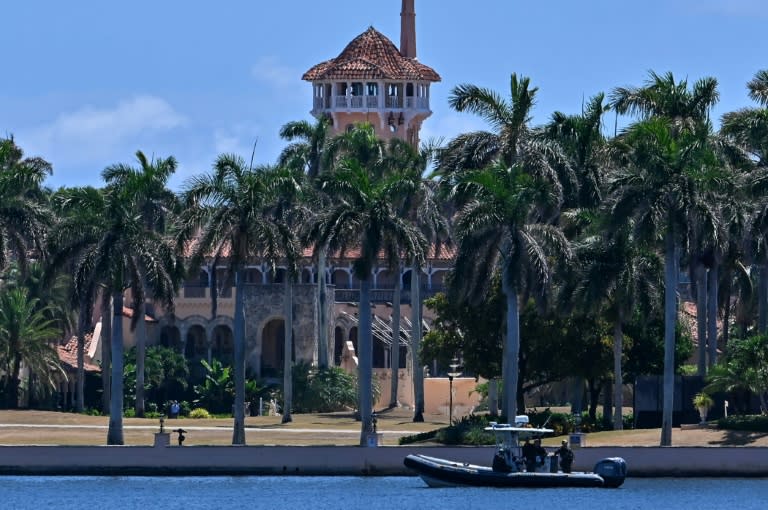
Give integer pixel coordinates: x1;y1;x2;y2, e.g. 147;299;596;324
2;408;767;446
0;408;444;446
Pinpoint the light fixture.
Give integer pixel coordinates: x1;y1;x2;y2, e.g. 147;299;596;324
448;357;462;424
398;112;405;125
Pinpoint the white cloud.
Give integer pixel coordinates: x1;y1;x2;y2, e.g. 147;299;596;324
26;96;186;160
251;56;300;88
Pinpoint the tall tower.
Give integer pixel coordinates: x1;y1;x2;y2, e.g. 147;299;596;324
302;1;440;148
400;0;416;59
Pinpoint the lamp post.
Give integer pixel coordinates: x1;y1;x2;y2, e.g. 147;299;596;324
447;357;462;424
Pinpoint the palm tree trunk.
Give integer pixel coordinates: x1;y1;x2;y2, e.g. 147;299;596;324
759;264;768;334
107;290;125;445
707;261;719;368
660;233;678;447
76;296;87;413
389;266;401;408
282;277;293;424
358;277;374;445
488;378;499;417
613;317;624;430
209;263;218;320
100;293;112;415
411;264;424;422
9;355;21;408
695;263;708;377
317;246;329;368
232;267;246;445
135;290;147;418
501;266;520;421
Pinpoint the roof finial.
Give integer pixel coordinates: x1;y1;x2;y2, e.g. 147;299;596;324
400;0;416;59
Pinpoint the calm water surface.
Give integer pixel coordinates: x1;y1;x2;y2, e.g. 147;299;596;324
1;476;765;510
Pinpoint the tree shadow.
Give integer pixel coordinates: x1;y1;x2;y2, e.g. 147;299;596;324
708;430;768;446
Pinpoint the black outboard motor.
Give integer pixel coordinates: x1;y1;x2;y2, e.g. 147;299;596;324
593;457;628;488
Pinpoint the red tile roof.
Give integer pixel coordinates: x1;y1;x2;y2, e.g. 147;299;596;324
57;334;101;373
303;27;440;82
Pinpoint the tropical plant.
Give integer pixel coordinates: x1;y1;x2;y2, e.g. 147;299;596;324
178;155;298;444
102;150;181;417
49;182;179;444
609;71;722;445
439;74;571;420
0;137;52;275
0;288;63;408
193;359;234;414
279;116;333;369
309;124;427;444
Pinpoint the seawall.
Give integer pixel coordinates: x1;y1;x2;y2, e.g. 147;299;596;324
2;445;768;477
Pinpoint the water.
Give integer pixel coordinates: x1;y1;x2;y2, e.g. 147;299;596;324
0;476;765;510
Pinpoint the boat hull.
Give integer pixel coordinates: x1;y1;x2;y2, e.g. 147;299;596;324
404;454;609;488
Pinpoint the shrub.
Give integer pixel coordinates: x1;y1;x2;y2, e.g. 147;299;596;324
717;415;768;432
189;408;211;419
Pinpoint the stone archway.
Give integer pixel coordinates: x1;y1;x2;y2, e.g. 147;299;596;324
211;324;233;367
260;318;295;377
185;324;207;384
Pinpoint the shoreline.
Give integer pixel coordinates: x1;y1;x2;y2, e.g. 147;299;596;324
3;444;768;477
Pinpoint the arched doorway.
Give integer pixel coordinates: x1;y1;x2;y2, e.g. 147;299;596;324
211;325;233;367
185;325;207;383
261;319;295;378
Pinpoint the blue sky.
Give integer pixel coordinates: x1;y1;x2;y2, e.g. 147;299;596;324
2;0;767;190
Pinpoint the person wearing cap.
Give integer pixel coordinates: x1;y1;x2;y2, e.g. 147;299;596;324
555;439;574;473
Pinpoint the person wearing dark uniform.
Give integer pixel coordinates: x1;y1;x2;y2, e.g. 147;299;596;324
556;439;574;473
522;439;537;472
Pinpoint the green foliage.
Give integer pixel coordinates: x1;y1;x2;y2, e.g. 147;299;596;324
422;287;503;380
189;408;211;419
123;345;189;411
193;359;234;414
288;363;361;413
0;287;63;408
717;415;768;432
693;392;714;409
706;334;768;411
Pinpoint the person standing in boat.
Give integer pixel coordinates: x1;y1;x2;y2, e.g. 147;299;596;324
522;439;537;472
556;440;574;473
533;439;547;470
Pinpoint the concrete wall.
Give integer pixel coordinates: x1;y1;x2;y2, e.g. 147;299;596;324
2;444;768;477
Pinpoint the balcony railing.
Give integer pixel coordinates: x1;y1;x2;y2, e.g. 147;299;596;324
313;95;429;113
334;286;443;304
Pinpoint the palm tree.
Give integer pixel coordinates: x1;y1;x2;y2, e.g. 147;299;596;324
449;160;569;419
610;71;722;446
178;155;293;445
721;70;768;333
310;128;427;444
439;74;570;419
279;117;333;368
570;224;662;429
47;189;103;413
608;118;723;445
49;185;177;443
0;137;52;275
102;150;180;417
0;288;63;408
